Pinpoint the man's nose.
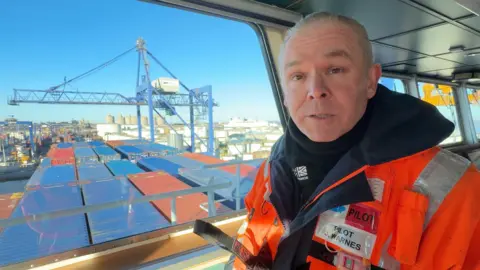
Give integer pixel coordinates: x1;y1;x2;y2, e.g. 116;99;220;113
307;75;329;100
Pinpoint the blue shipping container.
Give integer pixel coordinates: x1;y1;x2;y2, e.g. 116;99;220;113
39;157;51;168
88;141;105;147
120;139;149;145
74;147;98;164
73;142;90;148
93;146;121;163
77;163;113;181
115;145;148;161
82;177;170;244
135;143;180;157
93;146;118;156
137;157;184;176
106;160;144;176
0;186;90;267
163;155;205;168
57;143;73;148
26;165;77;187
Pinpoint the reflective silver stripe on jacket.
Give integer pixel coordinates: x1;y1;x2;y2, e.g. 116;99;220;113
377;235;400;270
413;149;471;227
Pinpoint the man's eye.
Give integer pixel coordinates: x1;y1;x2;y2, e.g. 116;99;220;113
328;67;344;74
291;74;304;81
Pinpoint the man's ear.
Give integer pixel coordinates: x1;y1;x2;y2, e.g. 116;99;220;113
367;64;382;99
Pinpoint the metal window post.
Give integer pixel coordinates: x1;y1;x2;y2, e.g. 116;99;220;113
453;83;477;144
207;85;214;156
147;85;155;143
170;197;177;225
236;164;241;211
136;51;142;140
30;123;35;154
405;75;420;98
207;190;216;217
138;38;155;143
189;91;195;152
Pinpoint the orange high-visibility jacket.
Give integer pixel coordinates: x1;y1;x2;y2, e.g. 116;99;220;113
230;86;480;270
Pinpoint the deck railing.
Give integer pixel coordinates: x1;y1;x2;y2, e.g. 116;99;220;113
180;159;264;211
0;158;266;229
0;181;231;229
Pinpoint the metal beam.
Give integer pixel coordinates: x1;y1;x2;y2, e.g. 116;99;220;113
140;0;302;29
406;75;420;98
382;71;461;87
453;83;478;144
396;0;480;37
374;14;476;41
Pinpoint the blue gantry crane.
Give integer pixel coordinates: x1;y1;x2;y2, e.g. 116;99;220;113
0;118;36;155
8;38;217;155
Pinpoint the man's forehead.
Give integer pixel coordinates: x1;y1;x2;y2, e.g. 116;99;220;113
283;23;360;65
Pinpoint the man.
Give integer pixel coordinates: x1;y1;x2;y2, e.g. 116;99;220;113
194;12;480;269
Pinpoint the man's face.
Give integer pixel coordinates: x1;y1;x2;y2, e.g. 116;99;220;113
282;21;381;142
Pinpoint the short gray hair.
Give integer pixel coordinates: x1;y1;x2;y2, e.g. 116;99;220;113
279;12;373;85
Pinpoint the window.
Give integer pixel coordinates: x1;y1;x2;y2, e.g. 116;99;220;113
467;88;480;140
0;1;281;267
418;83;462;145
379;77;405;93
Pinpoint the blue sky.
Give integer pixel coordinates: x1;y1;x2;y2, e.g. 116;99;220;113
0;0;280;123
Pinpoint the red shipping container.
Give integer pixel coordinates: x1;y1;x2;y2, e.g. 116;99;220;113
47;147;74;158
48;147;75;166
182;152;255;178
128;172;231;224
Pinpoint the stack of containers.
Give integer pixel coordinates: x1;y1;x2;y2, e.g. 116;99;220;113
26;164;77;188
47;147;75;166
77;163;113;182
74;147;99;164
93;146;121;163
129;172;231;224
106;160;144;176
81;176;170;244
0;186;90;267
135;143;168;157
166;155;249;208
138;156;237;208
182;152;259;178
115;145;148;162
135;143;182;157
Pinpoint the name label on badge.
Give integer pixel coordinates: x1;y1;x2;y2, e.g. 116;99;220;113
314;204;379;259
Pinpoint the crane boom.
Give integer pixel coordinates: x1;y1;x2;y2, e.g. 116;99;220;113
8;89;213;107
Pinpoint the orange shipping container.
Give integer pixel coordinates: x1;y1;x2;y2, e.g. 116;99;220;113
128;172;231;224
51;157;75;166
182;152;255;178
0;193;22;219
106;140;124;148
